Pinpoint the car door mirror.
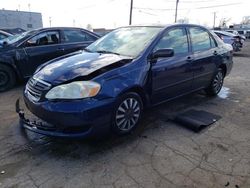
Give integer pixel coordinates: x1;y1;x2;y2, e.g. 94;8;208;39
151;48;174;59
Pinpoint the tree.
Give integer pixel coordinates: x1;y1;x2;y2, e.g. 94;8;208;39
219;18;231;28
86;24;93;31
177;18;189;24
241;16;250;24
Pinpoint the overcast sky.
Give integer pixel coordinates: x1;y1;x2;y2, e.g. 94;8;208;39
1;0;249;29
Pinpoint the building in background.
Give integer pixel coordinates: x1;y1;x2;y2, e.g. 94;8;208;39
0;9;43;31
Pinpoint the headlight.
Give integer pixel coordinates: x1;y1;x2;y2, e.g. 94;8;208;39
45;81;101;100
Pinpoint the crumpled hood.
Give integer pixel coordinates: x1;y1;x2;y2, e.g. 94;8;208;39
33;51;132;85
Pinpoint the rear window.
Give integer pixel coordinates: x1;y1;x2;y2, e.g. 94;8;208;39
189;27;211;52
63;30;96;43
237;31;244;35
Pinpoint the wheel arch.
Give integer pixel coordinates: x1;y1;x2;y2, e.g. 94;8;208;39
0;61;22;81
118;86;150;109
218;64;227;77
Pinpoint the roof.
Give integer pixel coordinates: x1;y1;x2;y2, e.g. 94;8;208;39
0;30;12;36
119;23;210;29
26;27;99;36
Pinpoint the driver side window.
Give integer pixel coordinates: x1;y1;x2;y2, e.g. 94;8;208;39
154;28;189;55
25;31;60;47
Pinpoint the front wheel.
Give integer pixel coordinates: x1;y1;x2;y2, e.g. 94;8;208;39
205;68;224;96
112;92;143;135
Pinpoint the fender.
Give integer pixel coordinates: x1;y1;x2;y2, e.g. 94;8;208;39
0;50;23;80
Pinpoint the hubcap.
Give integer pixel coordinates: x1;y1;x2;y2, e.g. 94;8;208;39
213;71;223;93
115;98;141;131
0;71;9;87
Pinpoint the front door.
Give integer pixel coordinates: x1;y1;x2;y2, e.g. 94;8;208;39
151;27;193;104
18;30;63;77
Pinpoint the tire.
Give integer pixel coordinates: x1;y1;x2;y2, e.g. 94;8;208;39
205;68;224;96
111;92;143;135
0;64;16;92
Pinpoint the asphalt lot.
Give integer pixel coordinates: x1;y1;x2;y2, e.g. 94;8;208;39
0;42;250;188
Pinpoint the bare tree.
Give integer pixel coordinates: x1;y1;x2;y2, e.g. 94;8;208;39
86;24;93;31
177;17;189;24
219;18;231;28
241;16;250;24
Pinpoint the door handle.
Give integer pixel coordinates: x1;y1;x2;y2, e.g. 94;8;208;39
213;51;218;55
57;48;65;52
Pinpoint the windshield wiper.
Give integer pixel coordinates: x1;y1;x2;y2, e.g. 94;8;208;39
83;48;93;52
95;50;121;56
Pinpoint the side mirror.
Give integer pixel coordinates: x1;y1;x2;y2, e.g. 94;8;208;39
151;48;174;59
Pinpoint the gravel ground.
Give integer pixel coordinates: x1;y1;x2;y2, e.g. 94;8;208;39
0;41;250;188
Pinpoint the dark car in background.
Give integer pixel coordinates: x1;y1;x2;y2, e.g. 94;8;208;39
225;30;246;42
0;27;99;91
213;30;243;52
1;28;26;35
0;30;12;40
18;24;234;138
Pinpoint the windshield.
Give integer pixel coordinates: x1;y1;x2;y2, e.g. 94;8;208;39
86;26;163;57
0;31;32;44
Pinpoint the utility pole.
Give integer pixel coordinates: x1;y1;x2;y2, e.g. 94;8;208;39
129;0;133;25
49;17;52;27
213;12;216;28
174;0;179;23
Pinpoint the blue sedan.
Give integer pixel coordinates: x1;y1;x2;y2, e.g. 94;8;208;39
18;24;233;138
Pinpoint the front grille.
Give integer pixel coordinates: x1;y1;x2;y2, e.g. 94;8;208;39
25;78;51;102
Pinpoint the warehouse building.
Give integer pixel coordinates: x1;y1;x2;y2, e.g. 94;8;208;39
0;9;43;31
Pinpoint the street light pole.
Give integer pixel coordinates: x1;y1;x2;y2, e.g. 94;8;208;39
49;17;52;27
213;12;216;28
174;0;179;23
129;0;133;25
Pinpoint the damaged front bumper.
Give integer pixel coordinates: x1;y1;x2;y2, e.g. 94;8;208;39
15;99;93;138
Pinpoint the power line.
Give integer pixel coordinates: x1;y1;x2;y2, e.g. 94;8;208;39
195;2;242;9
134;2;242;11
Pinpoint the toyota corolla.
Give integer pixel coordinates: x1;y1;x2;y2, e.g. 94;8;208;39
17;24;233;138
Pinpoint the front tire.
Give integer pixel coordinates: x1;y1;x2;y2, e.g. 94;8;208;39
205;68;224;96
0;64;16;92
112;92;143;135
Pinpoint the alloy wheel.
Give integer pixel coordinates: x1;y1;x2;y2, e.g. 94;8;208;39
115;97;141;131
213;71;223;94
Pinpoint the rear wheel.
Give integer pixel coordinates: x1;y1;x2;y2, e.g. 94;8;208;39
0;64;16;92
112;92;143;135
205;68;224;96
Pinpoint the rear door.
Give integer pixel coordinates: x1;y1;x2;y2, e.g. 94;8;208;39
151;27;193;104
19;30;63;77
60;29;98;54
188;27;218;90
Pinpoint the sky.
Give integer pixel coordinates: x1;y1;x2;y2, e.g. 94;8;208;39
0;0;249;29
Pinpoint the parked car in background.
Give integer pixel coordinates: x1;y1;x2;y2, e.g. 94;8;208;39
213;30;242;52
226;30;246;42
0;28;26;35
0;30;12;40
18;24;233;138
0;27;99;91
